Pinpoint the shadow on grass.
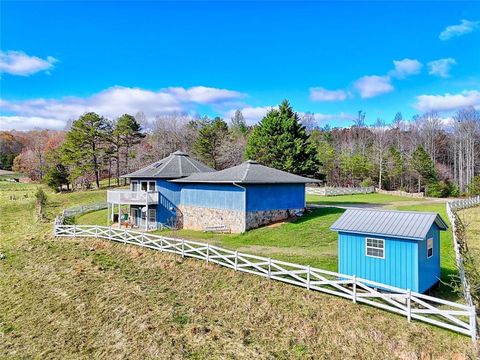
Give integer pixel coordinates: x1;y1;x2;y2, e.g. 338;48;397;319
292;206;345;225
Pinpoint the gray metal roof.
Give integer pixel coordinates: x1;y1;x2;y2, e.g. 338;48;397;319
171;160;321;184
330;208;448;240
124;151;215;179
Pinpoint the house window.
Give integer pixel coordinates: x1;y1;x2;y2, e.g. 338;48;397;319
141;182;148;191
131;181;138;192
427;238;433;258
366;238;385;259
149;181;156;191
148;209;156;223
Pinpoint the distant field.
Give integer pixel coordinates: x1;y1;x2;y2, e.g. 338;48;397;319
0;182;473;358
306;192;420;206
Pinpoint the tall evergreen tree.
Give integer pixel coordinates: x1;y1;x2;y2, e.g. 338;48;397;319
62;112;110;188
193;117;229;169
115;114;145;178
245;100;319;177
411;145;437;192
230;110;248;137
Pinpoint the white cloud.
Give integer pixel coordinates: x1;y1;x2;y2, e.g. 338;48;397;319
0;50;58;76
225;106;276;125
427;58;456;78
0;85;246;130
225;106;355;127
354;75;394;98
390;58;423;79
309;87;349;102
414;90;480;112
0;116;66;131
439;19;480;40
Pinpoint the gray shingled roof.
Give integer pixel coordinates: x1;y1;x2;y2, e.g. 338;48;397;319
123;151;215;179
171;160;321;184
330;209;448;240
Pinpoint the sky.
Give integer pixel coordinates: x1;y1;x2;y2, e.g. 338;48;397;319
1;1;479;131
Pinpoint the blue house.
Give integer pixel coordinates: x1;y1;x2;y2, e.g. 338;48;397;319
330;209;448;293
106;151;319;232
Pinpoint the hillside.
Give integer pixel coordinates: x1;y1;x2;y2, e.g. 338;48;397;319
0;182;473;359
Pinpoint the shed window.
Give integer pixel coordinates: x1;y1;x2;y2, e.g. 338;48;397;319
427;238;433;258
148;209;156;223
366;238;384;259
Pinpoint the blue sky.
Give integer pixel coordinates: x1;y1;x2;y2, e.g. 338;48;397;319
1;1;479;130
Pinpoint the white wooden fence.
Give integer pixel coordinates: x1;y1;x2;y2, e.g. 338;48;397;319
306;186;374;196
55;202;108;225
446;196;480;327
54;224;477;339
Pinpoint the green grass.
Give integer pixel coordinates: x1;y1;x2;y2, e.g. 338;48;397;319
458;206;480;253
306;192;421;206
154;207;344;270
0;182;474;357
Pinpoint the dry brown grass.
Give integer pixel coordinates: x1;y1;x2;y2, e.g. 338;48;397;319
0;183;475;359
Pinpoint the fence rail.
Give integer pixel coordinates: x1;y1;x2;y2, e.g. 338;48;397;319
54;203;108;225
54;224;476;339
446;196;480;336
306;186;374;196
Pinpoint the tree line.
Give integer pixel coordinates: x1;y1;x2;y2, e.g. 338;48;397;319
1;100;479;196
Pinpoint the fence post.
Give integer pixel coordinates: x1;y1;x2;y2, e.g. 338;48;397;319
406;289;411;322
73;224;77;237
352;275;357;303
469;306;477;341
108;226;112;240
234;251;238;271
307;265;311;290
141;232;144;246
206;244;210;263
181;239;185;258
95;226;98;238
268;258;271;279
123;229;127;243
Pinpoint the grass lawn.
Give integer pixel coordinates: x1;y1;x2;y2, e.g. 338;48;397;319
458;206;480;253
306;192;420;206
0;182;474;358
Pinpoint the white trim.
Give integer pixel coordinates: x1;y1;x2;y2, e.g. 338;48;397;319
365;237;385;259
427;237;433;259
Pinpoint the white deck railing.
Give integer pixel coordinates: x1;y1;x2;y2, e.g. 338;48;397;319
107;190;159;205
54;224;477;340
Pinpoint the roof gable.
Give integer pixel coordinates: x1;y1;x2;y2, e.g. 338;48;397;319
171;160;321;184
124;151;215;179
330;209;448;240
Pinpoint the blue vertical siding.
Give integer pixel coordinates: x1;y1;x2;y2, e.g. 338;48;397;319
180;183;245;211
246;184;305;211
156;180;181;224
417;225;441;293
338;232;419;291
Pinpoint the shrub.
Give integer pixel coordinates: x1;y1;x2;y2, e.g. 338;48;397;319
34;188;48;221
468;175;480;196
426;180;454;198
360;177;374;187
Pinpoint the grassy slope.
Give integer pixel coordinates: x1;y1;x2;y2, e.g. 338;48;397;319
0;183;473;358
306;192;420;205
459;206;480;253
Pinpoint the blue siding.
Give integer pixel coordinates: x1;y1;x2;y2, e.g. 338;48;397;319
156;180;181;224
417;225;441;293
246;184;305;211
180;183;245;211
338;232;419;291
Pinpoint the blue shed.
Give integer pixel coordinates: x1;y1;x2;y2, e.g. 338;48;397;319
330;209;448;293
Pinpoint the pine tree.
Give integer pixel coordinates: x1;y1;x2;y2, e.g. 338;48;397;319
411;145;437;192
193;117;229;169
245;100;319;177
115;114;145;178
62;112;110;188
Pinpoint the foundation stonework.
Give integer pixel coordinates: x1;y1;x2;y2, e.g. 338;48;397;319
178;205;246;233
245;209;304;230
178;204;304;233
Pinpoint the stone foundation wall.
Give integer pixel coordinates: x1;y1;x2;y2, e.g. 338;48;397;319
245;208;304;230
178;205;305;233
178;205;246;233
